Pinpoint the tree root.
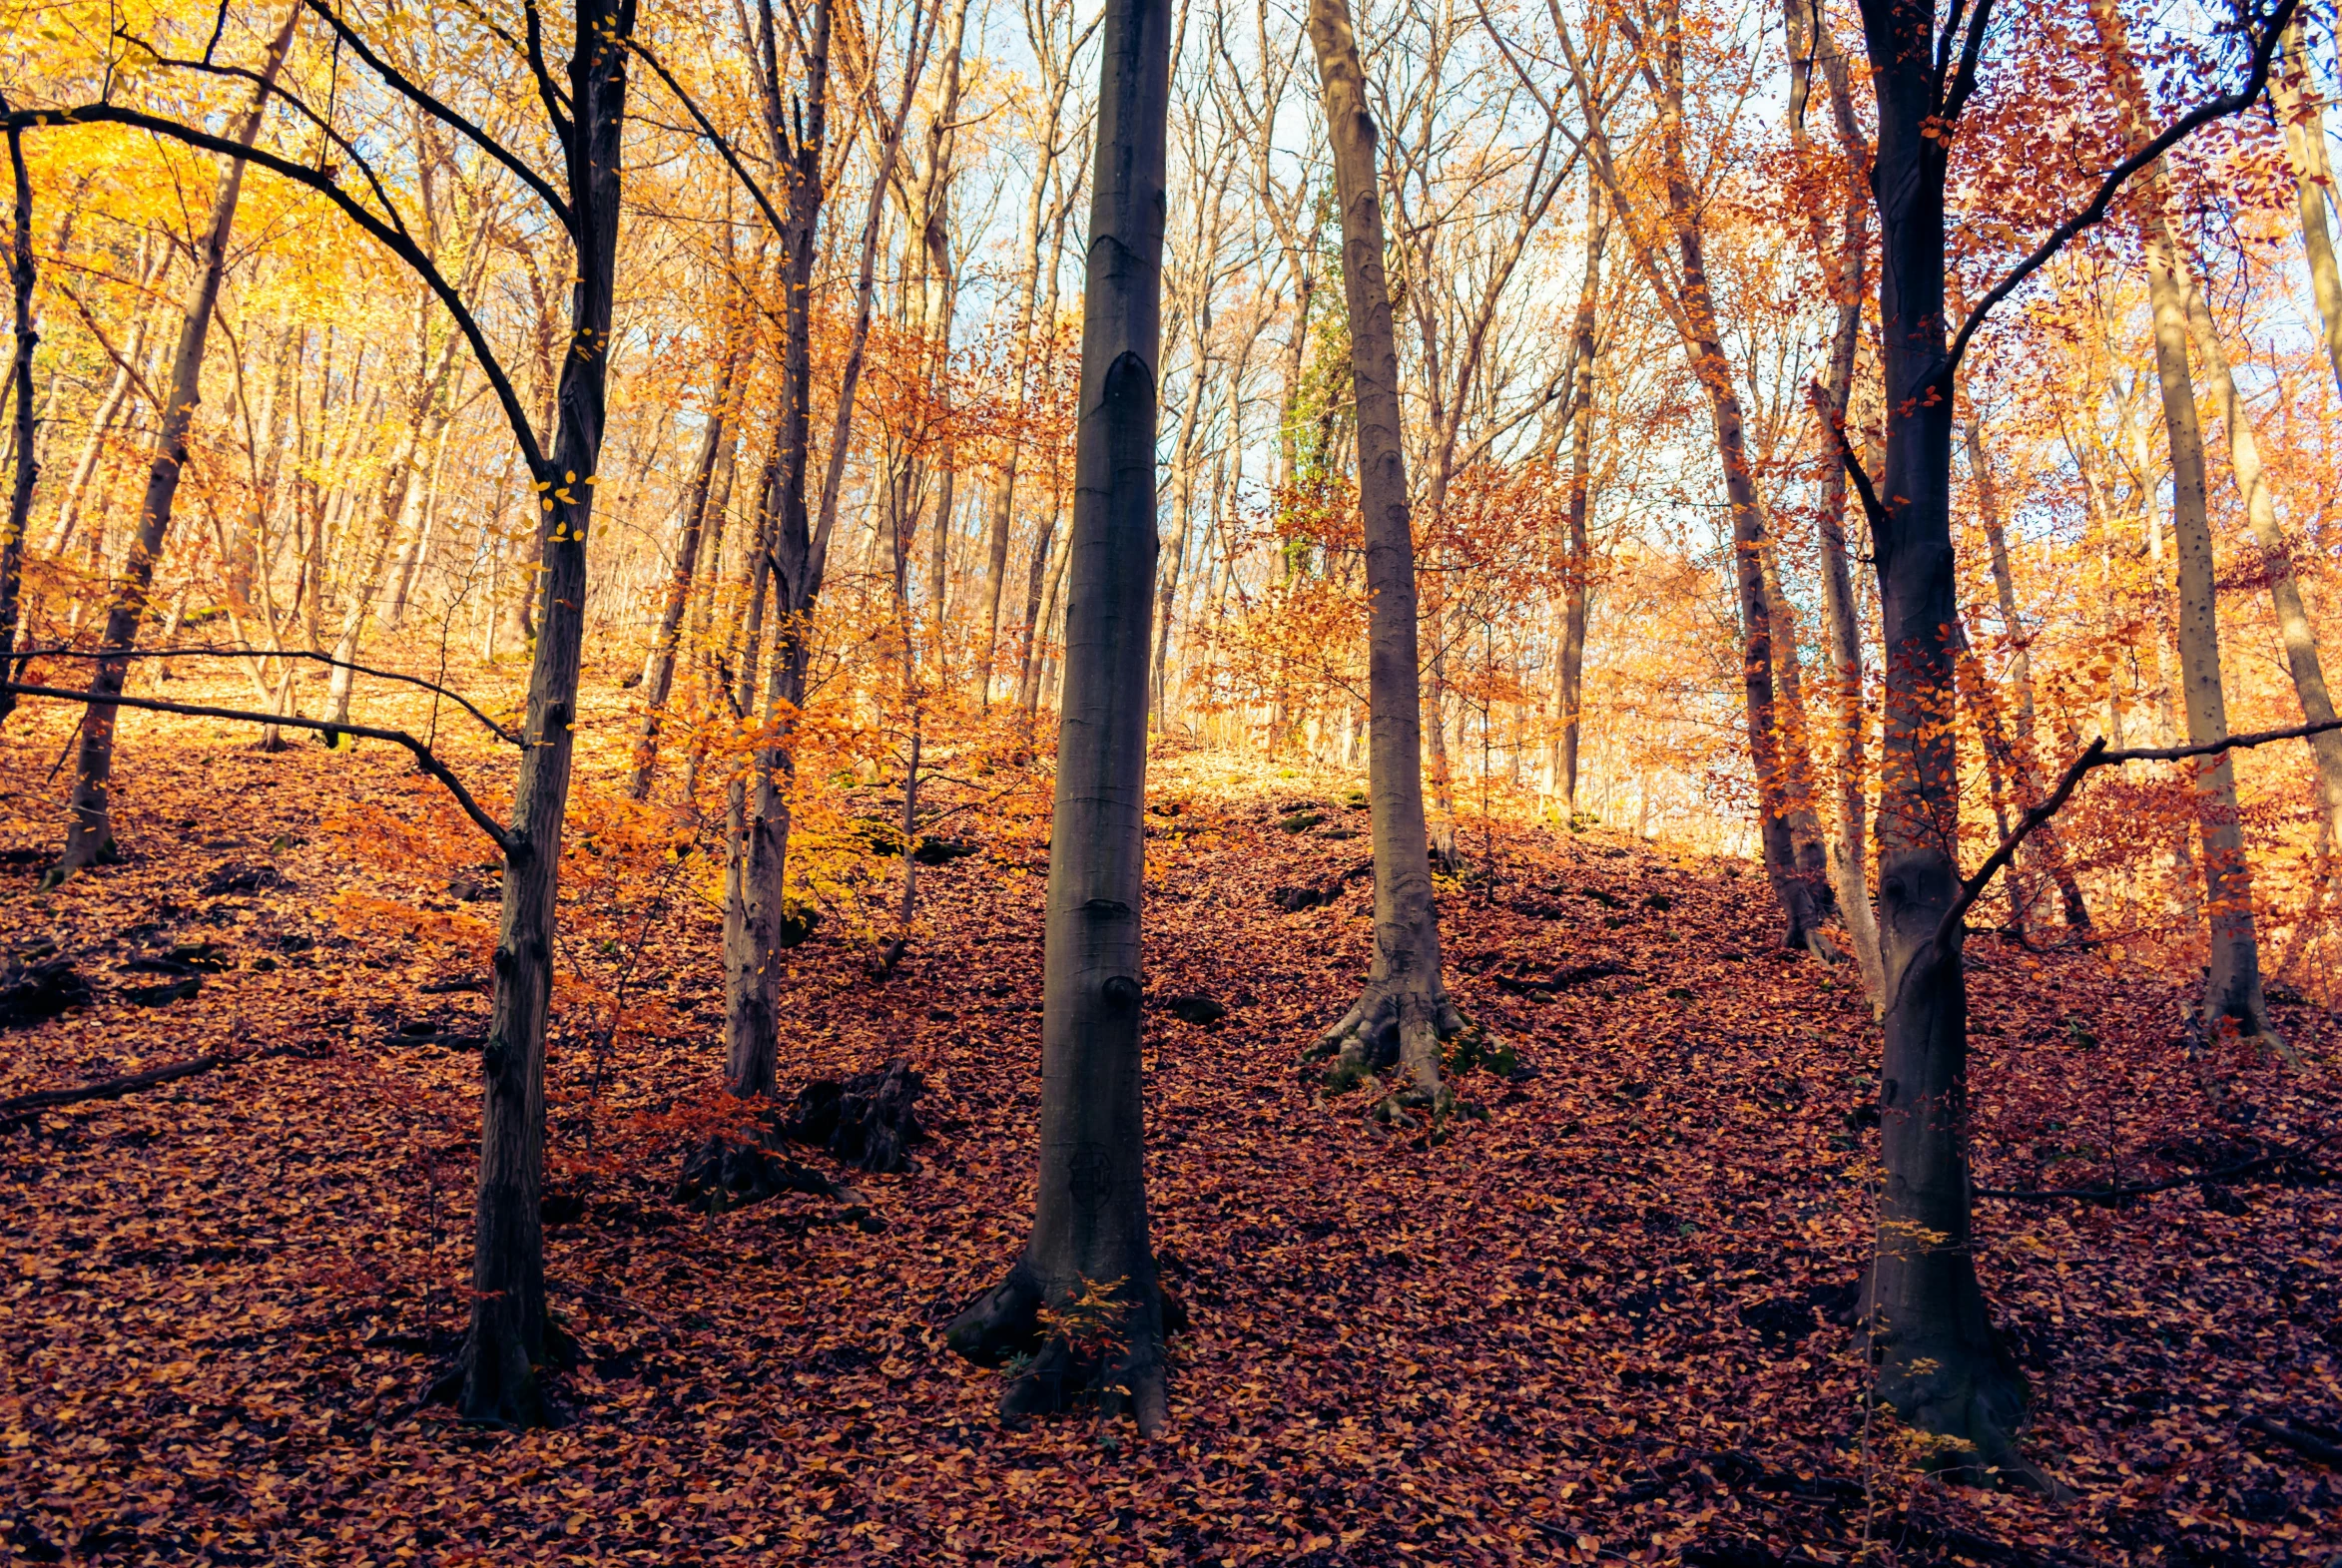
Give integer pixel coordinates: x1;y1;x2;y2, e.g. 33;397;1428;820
944;1264;1173;1435
1306;982;1507;1133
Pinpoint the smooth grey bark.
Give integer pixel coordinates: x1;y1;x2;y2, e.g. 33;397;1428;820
2273;16;2342;400
2169;246;2342;869
2087;0;2274;1044
458;0;638;1427
944;0;1172;1432
1304;0;1460;1108
1782;0;1875;993
56;10;296;870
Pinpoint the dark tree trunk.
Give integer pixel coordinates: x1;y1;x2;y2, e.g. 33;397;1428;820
56;14;296;869
1852;0;2040;1489
458;0;637;1427
0;123;34;731
945;0;1172;1432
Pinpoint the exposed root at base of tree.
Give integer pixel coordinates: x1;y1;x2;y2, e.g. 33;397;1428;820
944;1264;1180;1435
1305;983;1513;1133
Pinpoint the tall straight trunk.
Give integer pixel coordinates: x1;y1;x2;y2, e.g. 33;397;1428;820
1150;325;1210;720
56;10;296;869
48;239;167;557
1555;176;1605;812
458;0;637;1427
1017;491;1064;715
978;114;1066;705
2174;246;2342;863
2273;17;2342;399
1303;0;1460;1104
2088;0;2272;1041
944;0;1173;1432
728;0;898;1099
1785;0;1883;1000
1965;413;2091;931
628;292;747;799
1852;0;2038;1488
1645;7;1827;953
0;124;34;728
1758;533;1830;877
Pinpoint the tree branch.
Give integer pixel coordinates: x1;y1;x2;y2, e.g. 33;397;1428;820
0;682;516;854
626;39;794;243
6;103;547;478
303;1;574;229
1941;0;2296;382
1934;715;2342;953
1806;378;1889;530
9;646;520;745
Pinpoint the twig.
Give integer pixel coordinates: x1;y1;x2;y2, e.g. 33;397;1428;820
1940;0;2300;384
1932;718;2342;958
0;1040;305;1124
9;645;521;744
1;682;517;853
2241;1414;2342;1467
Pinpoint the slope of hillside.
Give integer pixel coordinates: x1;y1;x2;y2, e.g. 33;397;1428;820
3;696;2338;1565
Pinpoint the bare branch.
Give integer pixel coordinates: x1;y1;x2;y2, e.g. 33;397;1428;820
0;683;517;854
5;103;549;477
302;1;575;229
1934;715;2342;952
9;646;520;745
1942;0;2296;382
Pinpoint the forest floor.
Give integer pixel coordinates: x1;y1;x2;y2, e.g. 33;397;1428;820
2;672;2340;1566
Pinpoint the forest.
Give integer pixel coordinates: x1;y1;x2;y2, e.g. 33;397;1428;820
3;0;2342;1559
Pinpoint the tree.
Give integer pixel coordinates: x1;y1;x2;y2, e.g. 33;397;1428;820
1300;0;1463;1112
0;116;35;729
1842;0;2293;1485
944;0;1174;1431
52;7;298;870
2084;0;2279;1047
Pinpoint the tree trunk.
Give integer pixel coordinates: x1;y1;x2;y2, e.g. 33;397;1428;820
1636;2;1827;953
1302;0;1461;1109
1965;412;2091;931
1852;0;2039;1488
1017;492;1064;717
1784;0;1884;998
56;10;296;870
2087;0;2273;1043
0;124;35;730
1758;533;1830;879
2272;16;2342;400
944;0;1172;1432
1555;175;1605;813
2173;251;2342;869
628;293;746;800
457;0;634;1428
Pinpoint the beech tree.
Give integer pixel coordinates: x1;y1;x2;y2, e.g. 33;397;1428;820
1299;0;1464;1114
945;0;1175;1430
1842;0;2295;1485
